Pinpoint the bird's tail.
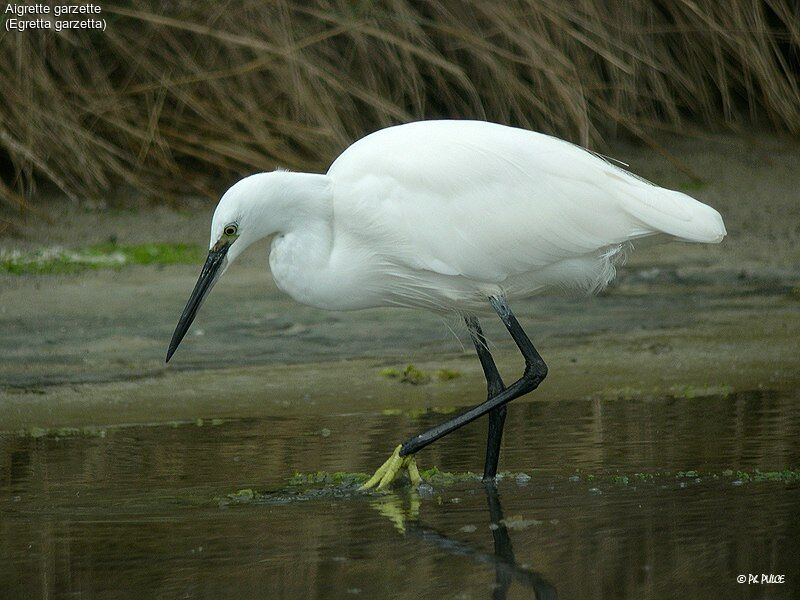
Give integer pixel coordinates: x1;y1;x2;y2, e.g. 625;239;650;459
622;186;726;244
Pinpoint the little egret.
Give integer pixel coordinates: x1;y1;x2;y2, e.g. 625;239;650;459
167;120;726;489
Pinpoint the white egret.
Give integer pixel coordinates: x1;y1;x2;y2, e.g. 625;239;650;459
167;120;726;489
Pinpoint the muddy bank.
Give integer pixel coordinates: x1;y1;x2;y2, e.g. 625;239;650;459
1;268;798;430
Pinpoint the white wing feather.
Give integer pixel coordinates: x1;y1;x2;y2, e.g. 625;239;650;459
328;120;725;288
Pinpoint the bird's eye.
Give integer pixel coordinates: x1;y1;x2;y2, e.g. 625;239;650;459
224;224;238;237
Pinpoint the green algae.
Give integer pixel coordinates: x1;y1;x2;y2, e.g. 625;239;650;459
379;365;462;385
287;471;370;487
669;385;733;399
581;469;799;487
0;242;204;275
217;468;536;507
600;386;646;401
88;242;204;266
228;488;255;502
17;426;108;438
291;468;533;490
695;468;800;484
217;473;370;507
400;365;430;385
418;466;481;486
287;468;496;489
730;469;800;484
676;470;700;478
599;384;735;402
379;367;403;378
676;178;708;192
606;473;659;485
436;369;463;380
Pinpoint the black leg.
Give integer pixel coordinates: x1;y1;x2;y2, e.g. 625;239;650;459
465;315;508;479
400;296;547;456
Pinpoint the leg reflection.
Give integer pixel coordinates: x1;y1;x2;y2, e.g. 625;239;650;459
486;481;514;598
405;483;557;599
484;481;556;599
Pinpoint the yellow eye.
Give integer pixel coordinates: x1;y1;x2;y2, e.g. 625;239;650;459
224;224;238;237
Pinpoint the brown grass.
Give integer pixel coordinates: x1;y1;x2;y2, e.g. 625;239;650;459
1;0;798;210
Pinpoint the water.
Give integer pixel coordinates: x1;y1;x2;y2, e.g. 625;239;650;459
2;391;799;599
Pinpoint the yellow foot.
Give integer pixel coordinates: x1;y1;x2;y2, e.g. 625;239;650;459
360;445;422;491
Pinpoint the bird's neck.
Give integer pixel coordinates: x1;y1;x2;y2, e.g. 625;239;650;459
264;172;333;236
267;173;336;303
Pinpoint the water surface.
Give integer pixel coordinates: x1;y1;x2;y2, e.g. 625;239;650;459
2;390;799;598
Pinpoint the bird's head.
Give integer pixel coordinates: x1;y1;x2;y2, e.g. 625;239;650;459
165;173;283;363
166;171;331;362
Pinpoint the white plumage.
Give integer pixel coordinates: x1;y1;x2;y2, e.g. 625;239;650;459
210;120;725;313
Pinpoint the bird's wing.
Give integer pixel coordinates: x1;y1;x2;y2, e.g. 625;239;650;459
328;121;725;283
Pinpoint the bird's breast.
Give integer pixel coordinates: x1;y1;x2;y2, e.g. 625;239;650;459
269;232;385;311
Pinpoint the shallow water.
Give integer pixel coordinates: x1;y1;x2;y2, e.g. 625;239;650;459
2;390;799;599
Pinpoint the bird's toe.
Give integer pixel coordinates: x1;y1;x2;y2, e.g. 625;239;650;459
360;445;421;491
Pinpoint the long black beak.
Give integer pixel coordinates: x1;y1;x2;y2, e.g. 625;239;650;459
166;241;231;363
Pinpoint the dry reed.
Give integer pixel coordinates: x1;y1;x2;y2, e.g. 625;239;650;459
1;0;798;210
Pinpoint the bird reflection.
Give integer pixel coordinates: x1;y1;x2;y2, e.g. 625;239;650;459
375;483;557;599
